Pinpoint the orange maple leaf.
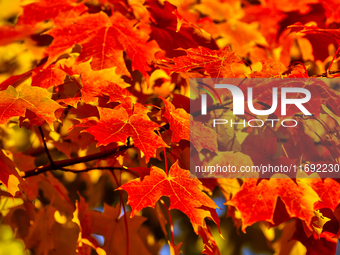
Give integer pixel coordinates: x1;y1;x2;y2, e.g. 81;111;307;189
228;177;320;232
0;150;22;196
190;120;219;152
76;103;167;162
306;176;340;211
45;11;159;76
289;22;340;44
17;0;86;25
161;97;190;143
32;63;66;89
168;46;241;77
59;62;131;105
0;85;63;129
249;59;286;78
73;197;150;255
118;161;219;232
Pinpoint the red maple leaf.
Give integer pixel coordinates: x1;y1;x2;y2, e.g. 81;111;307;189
32;63;66;89
146;0;219;57
0;85;63;128
166;46;241;77
161;97;190;143
0;25;37;46
58;62;131;105
249;59;286;78
228;177;320;231
160;97;218;152
45;11;160;76
76;104;167;162
289;22;340;44
190;120;219;152
118;161;219;232
17;0;87;25
0;150;22;196
306;176;340;211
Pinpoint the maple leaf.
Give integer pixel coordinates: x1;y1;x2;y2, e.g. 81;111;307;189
0;25;37;46
194;0;244;23
293;221;337;255
104;82;133;109
59;62;131;105
24;206;56;255
24;206;79;255
17;0;87;25
241;6;286;46
227;176;320;232
161;97;190;143
198;226;221;255
310;210;331;237
129;167;151;181
20;172;74;214
0;150;22;196
167;46;241;77
215;21;268;57
194;0;269;57
77;104;167;162
118;161;219;232
306;176;340;211
289;22;340;44
217;178;241;201
321;0;340;25
73;198;151;255
190;120;219;152
146;0;219;58
32;63;66;89
45;11;159;77
0;85;63;129
12;152;36;172
249;59;286;78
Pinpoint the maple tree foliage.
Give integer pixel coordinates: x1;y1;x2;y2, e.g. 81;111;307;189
2;0;340;255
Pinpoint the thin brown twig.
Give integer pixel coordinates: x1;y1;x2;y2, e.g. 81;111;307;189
23;145;130;178
58;166;140;178
38;126;54;166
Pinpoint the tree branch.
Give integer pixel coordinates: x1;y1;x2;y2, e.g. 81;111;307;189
23;145;130;178
23;123;170;178
39;126;54;166
59;166;139;178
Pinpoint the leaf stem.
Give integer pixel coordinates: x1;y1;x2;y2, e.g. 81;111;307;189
111;171;129;255
160;199;174;244
327;46;340;77
163;147;168;176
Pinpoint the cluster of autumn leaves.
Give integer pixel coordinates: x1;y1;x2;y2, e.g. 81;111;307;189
1;0;340;254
